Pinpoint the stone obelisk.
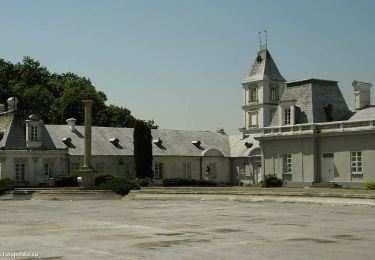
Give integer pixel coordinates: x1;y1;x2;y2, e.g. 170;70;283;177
79;100;95;187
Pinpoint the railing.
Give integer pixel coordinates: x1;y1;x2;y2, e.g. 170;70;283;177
260;119;375;136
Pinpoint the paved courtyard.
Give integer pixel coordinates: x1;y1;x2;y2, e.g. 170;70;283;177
0;199;375;259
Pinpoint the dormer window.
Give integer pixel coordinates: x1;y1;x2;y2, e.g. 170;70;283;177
31;126;38;141
284;108;291;125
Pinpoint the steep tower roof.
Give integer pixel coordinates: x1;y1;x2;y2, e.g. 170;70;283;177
242;49;286;83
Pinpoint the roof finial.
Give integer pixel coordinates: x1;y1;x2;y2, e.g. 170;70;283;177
264;29;267;50
258;30;267;51
258;31;262;51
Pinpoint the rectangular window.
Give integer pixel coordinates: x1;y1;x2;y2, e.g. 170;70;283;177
154;162;164;179
269;109;276;123
249;87;258;102
183;162;192;179
248;111;258;127
239;162;246;174
283;154;292;174
95;162;105;172
351;152;362;174
208;162;217;178
284;108;291;125
31;126;38;140
70;162;80;172
44;163;53;178
271;88;277;101
124;162;130;176
15;163;25;181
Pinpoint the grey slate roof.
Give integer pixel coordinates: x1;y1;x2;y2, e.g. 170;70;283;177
242;49;286;83
44;125;134;155
229;134;260;157
44;125;234;157
270;79;351;126
348;106;375;121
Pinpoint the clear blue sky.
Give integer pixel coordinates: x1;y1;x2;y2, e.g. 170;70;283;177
1;0;374;134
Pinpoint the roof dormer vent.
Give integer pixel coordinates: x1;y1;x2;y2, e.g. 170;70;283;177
245;142;253;149
192;140;201;147
110;138;120;147
62;137;72;146
153;138;162;146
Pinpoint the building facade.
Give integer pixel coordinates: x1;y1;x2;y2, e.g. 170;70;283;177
0;48;374;187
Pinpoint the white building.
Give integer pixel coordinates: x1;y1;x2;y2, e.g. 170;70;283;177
0;47;374;187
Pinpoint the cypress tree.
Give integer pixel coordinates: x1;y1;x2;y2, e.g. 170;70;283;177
133;120;153;179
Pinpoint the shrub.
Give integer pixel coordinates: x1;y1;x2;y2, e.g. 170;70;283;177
0;178;16;195
96;177;141;196
363;182;375;190
262;174;283;187
95;174;115;186
163;178;217;187
54;173;80;187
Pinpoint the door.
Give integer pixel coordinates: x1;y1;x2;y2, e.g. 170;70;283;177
321;154;334;182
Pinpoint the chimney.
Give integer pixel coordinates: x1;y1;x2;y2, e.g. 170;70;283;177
0;104;5;113
66;118;77;131
7;97;18;111
353;81;372;110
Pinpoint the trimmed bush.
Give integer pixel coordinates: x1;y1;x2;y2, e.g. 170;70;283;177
96;177;141;196
0;178;16;195
54;173;80;187
163;178;217;187
95;174;115;186
363;182;375;190
262;174;283;187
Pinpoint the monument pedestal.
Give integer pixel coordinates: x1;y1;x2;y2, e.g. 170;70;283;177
79;167;95;188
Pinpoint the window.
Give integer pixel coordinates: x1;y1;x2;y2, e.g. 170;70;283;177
351;152;362;174
208;162;217;178
248;111;258;127
31;126;38;140
183;162;192;179
239;162;246;174
95;162;105;172
269;109;276;123
283;154;292;174
154;162;164;179
271;88;277;101
249;87;258;102
284;108;291;125
125;162;130;176
44;163;53;178
15;163;25;181
70;162;80;172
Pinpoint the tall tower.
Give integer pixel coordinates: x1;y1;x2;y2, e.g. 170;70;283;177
241;47;286;135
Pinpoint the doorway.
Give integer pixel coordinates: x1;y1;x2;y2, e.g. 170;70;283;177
321;153;334;182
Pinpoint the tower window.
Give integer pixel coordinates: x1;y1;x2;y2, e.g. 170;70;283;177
271;88;277;101
248;111;258;127
31;126;38;140
249;87;258;102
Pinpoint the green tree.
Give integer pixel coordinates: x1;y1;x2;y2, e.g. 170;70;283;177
133;120;153;179
0;56;158;128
